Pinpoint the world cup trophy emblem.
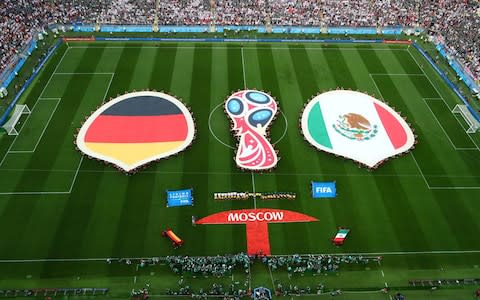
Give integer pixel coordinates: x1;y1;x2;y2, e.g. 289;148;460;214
225;90;279;171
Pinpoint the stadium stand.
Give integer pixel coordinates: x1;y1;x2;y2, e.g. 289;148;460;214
0;1;479;80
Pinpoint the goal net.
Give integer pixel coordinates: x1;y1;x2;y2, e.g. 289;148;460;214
452;104;480;133
2;104;31;135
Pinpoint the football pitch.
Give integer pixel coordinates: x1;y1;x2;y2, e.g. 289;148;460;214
0;41;479;297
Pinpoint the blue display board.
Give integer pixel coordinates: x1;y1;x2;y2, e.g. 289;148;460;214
167;189;193;207
311;182;336;198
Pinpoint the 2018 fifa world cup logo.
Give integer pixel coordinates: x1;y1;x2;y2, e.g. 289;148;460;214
225;90;279;170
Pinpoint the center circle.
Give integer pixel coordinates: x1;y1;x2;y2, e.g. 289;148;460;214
208;102;288;149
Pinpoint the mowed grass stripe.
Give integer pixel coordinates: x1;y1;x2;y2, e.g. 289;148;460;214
391;49;480;250
0;45;108;257
329;48;403;252
386;53;480;187
206;46;246;254
331;47;424;253
370;48;466;253
100;46;154;257
226;45;250;253
253;45;304;254
323;47;399;253
179;45;213;254
0;46;104;258
155;46;193;255
0;46;66;258
143;46;179;255
319;45;388;253
270;46;315;253
69;46;131;256
285;46;338;249
112;46;162;256
364;49;439;252
41;46;111;260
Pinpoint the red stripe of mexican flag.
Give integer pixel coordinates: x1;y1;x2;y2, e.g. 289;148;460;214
374;102;407;149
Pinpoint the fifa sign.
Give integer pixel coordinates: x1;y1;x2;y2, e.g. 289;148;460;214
311;182;336;198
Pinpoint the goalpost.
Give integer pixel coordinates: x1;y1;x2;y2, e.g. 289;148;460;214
452;104;480;133
2;104;31;135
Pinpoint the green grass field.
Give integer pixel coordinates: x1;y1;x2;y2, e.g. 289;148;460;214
0;41;479;298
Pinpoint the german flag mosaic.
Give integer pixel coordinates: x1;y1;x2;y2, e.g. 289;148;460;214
76;91;195;173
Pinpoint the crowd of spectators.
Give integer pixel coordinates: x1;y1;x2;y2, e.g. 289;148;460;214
261;254;375;274
158;0;212;25
1;0;479;79
165;253;251;276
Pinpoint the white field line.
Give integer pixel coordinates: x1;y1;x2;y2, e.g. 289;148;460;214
272;111;289;145
422;98;477;151
407;48;480;151
54;72;115;75
240;47;247;89
410;152;430;189
0;69;113;195
38;47;70;98
30;98;61;153
1;168;480;179
369;74;384;100
268;265;276;290
429;186;480;190
67;156;84;194
208;102;235;149
2;249;480;263
368;74;431;189
370;72;480;190
9;98;61;153
0;47;70;167
101;73;115;104
61;70;114;195
0;191;72;196
370;73;425;76
240;46;258;209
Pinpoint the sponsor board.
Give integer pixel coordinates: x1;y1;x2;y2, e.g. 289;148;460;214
167;189;193;207
63;37;96;42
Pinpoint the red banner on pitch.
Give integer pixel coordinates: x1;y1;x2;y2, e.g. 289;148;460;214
196;209;317;255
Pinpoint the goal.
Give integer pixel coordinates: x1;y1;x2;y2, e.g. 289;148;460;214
2;104;31;135
452;104;480;133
